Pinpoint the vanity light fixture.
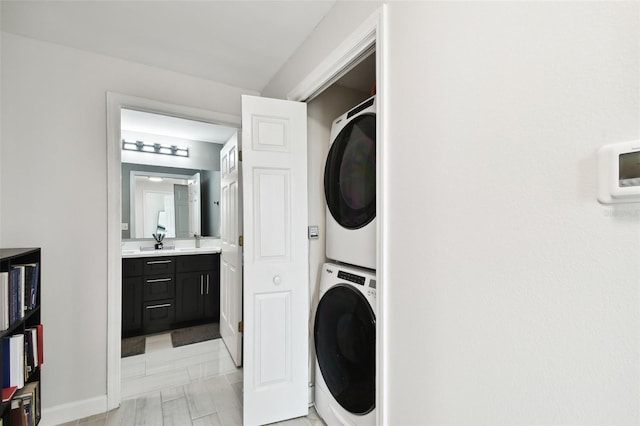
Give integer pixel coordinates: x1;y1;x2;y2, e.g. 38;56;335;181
148;177;163;182
122;139;189;157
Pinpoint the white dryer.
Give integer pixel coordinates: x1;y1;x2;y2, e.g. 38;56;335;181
314;262;376;426
324;96;376;270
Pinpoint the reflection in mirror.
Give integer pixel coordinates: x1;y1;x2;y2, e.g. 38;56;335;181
157;211;167;234
130;171;203;238
120;108;238;241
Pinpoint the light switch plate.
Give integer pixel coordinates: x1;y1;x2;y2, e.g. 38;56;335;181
121;223;129;231
308;226;319;239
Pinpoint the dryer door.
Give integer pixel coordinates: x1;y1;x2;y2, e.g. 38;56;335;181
314;284;376;415
324;113;376;230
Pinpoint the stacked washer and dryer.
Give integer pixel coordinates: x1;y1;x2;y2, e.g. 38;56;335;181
314;97;377;425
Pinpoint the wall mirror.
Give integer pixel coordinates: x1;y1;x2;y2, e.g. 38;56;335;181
120;108;237;240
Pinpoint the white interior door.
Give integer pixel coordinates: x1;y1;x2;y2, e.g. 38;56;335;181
220;132;243;367
242;95;309;425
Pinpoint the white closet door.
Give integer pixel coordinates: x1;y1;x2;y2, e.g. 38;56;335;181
241;95;309;425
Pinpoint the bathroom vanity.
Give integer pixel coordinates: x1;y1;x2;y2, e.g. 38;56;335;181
121;248;220;337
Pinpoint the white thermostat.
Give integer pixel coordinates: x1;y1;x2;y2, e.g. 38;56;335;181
598;140;640;204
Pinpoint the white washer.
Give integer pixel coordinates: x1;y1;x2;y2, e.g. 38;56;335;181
325;96;376;270
314;262;376;426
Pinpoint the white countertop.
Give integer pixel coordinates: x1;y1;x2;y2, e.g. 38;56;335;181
121;246;221;258
121;238;222;258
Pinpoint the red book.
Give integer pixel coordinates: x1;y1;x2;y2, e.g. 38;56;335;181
2;386;17;402
36;324;43;365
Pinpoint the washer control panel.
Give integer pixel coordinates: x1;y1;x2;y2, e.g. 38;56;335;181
338;270;366;286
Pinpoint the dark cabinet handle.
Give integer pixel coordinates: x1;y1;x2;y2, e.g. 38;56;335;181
206;274;210;294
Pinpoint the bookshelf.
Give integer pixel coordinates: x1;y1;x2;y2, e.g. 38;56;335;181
0;248;42;426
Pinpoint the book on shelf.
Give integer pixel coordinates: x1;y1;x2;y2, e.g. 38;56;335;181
10;398;23;426
0;272;7;330
2;386;17;403
35;325;43;365
10;266;25;320
14;381;40;426
12;262;39;312
23;327;42;375
8;268;21;325
1;334;24;389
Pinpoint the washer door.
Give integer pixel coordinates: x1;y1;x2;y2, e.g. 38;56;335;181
324;113;376;230
314;284;376;415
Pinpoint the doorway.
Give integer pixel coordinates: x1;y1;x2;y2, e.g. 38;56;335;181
106;93;242;409
118;107;240;398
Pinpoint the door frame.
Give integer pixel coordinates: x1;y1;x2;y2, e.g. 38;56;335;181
106;92;240;410
285;6;387;424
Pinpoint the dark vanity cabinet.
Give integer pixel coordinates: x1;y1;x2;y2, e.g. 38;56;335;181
122;256;176;336
141;257;176;334
122;258;143;337
122;253;220;337
175;254;220;325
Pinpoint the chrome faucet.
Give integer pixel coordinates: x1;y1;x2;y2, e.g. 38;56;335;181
194;234;201;248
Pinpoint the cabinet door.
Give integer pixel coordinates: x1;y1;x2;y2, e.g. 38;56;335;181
175;271;204;323
203;272;220;321
176;254;217;273
122;277;142;336
122;258;143;277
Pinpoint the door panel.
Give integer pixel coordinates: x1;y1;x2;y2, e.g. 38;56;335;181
242;95;308;425
220;132;243;367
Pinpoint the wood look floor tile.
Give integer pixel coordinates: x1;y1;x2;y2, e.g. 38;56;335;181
192;413;223;426
160;385;185;403
162;397;193;426
121;357;146;379
105;398;136;426
216;405;243;426
187;357;238;381
184;378;218;419
122;368;191;399
133;392;163;425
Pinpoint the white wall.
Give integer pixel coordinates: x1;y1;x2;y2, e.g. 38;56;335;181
267;1;640;424
383;2;639;424
0;32;257;416
261;1;381;99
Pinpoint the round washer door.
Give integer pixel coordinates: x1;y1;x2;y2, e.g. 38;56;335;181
324;113;376;230
314;284;376;415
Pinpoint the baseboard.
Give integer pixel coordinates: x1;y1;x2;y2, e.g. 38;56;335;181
40;395;108;426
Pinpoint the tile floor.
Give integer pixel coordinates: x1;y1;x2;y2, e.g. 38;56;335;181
60;333;325;426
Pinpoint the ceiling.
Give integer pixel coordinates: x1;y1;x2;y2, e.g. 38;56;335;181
0;0;337;92
121;108;237;143
1;1;377;142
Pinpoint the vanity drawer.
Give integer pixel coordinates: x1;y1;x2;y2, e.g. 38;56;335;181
143;299;175;334
143;275;175;301
122;258;143;277
143;256;176;275
176;253;219;273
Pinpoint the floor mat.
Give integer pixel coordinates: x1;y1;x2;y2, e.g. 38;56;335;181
121;336;145;357
171;322;220;348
